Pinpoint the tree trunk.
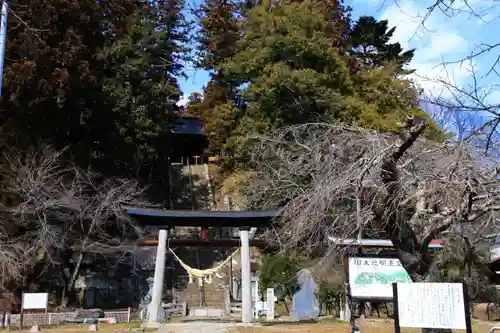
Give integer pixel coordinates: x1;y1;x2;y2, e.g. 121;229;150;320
60;251;86;309
283;299;290;314
60;282;72;309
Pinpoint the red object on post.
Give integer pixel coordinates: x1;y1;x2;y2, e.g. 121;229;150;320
201;227;208;241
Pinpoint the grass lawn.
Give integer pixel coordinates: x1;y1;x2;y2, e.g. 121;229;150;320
234;319;498;333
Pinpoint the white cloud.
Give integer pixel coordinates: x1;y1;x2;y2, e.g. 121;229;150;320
421;32;467;62
379;3;422;50
376;0;471;97
177;95;189;107
409;62;474;99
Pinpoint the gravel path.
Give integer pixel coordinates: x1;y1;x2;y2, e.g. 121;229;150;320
157;322;262;333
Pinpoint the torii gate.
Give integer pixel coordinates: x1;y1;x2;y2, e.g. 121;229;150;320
126;207;280;324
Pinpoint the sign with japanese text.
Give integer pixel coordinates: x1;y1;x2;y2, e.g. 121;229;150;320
348;257;412;299
395;283;467;330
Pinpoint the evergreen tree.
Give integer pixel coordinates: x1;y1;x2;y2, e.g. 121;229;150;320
192;0;244;155
103;0;188;176
350;16;415;71
259;253;299;313
1;0;189;201
195;0;240;71
185;92;204;117
1;0;140;163
210;1;437;168
312;0;352;50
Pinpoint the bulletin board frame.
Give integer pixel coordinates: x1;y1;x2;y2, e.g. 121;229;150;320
392;282;472;333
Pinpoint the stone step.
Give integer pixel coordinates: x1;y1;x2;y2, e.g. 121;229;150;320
188;308;224;317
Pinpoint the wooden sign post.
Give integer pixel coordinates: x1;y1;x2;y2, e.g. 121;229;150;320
21;293;49;329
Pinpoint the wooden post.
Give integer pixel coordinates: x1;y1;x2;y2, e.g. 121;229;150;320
253;279;259;319
463;283;473;333
229;252;233;300
224;287;231;315
127;307;131;323
266;288;275;321
19;292;24;329
392;283;401;333
182;302;187;317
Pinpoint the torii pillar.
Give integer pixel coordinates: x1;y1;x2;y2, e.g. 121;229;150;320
240;227;253;323
149;228;168;323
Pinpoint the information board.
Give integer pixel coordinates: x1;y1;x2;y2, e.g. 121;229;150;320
348;257;412;299
22;293;48;310
395;283;468;330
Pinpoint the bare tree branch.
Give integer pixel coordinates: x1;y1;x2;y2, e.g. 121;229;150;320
244;122;500;280
0;147;149;298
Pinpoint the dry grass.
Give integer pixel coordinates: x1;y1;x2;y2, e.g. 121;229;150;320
1;322;155;333
234;319;498;333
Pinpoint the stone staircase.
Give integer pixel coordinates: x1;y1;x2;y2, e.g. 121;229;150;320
168;161;232;311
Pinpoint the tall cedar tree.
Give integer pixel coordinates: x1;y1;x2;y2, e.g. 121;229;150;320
191;0;242;154
350;16;415;71
196;0;240;71
1;0;139;165
103;0;189;201
1;0;188;195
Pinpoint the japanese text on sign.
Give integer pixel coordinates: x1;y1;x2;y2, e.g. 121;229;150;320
348;257;412;299
351;258;402;267
396;283;466;330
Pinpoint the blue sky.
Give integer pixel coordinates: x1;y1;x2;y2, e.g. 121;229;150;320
178;0;500;107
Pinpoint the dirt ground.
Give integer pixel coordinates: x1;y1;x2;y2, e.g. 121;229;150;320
234;319;498;333
0;322;155;333
0;318;498;333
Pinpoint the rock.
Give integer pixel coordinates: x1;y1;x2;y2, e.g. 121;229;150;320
291;269;320;320
88;324;99;331
29;325;40;332
75;308;105;319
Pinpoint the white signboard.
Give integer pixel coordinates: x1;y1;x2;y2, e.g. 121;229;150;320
396;283;466;330
22;293;48;310
348;257;411;299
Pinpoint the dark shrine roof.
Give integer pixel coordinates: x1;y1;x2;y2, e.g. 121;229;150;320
171;117;204;135
125;207;282;227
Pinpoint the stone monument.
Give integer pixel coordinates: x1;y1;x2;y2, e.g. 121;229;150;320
290;269;320;320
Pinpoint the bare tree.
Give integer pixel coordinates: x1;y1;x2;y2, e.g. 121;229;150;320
375;0;500;153
419;61;500;155
0;147;148;307
244;121;500;284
